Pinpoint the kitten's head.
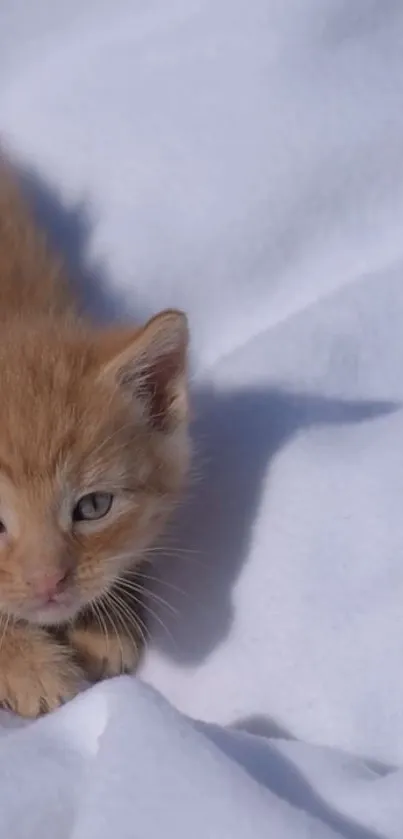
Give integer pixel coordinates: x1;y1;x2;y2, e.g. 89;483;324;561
0;309;189;625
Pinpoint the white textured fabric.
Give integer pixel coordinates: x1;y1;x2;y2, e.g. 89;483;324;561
1;0;403;836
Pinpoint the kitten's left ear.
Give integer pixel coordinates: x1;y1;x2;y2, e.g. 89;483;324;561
96;310;189;429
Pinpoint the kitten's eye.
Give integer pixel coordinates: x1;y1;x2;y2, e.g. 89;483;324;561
0;520;6;534
73;492;113;522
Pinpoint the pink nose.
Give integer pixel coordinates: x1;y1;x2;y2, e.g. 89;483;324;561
33;570;69;601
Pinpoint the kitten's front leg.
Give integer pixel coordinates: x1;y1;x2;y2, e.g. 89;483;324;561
67;607;142;682
0;620;83;718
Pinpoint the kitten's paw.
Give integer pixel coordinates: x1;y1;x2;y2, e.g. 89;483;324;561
0;624;83;718
68;622;141;681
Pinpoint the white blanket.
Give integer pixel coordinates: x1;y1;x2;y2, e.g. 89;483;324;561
1;0;403;836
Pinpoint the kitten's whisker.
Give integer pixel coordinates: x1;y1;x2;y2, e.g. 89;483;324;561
98;597;124;667
144;546;201;556
105;590;147;650
108;583;175;646
0;613;11;656
91;600;110;657
128;571;186;596
142;547;203;566
107;586;148;641
116;577;176;612
115;578;178;616
139;601;177;646
105;594;146;665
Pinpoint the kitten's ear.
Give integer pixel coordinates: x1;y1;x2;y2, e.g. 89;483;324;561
97;310;189;429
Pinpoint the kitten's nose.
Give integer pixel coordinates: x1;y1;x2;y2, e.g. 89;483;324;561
33;570;70;602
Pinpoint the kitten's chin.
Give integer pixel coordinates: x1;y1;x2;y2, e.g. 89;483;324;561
24;600;82;627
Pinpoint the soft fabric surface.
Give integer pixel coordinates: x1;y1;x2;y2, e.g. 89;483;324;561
1;0;403;836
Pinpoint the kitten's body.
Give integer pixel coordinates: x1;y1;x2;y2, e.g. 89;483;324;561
0;167;189;716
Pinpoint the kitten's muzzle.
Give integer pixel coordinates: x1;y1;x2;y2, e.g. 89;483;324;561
31;568;70;603
22;569;81;625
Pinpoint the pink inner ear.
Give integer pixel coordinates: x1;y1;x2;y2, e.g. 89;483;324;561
144;347;185;430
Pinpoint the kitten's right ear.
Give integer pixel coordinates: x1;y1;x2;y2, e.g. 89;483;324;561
96;310;189;430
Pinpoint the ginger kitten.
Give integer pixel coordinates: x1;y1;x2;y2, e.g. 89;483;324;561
0;167;190;716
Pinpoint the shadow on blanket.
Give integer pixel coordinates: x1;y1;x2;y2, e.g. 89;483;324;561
147;385;397;664
197;719;388;839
